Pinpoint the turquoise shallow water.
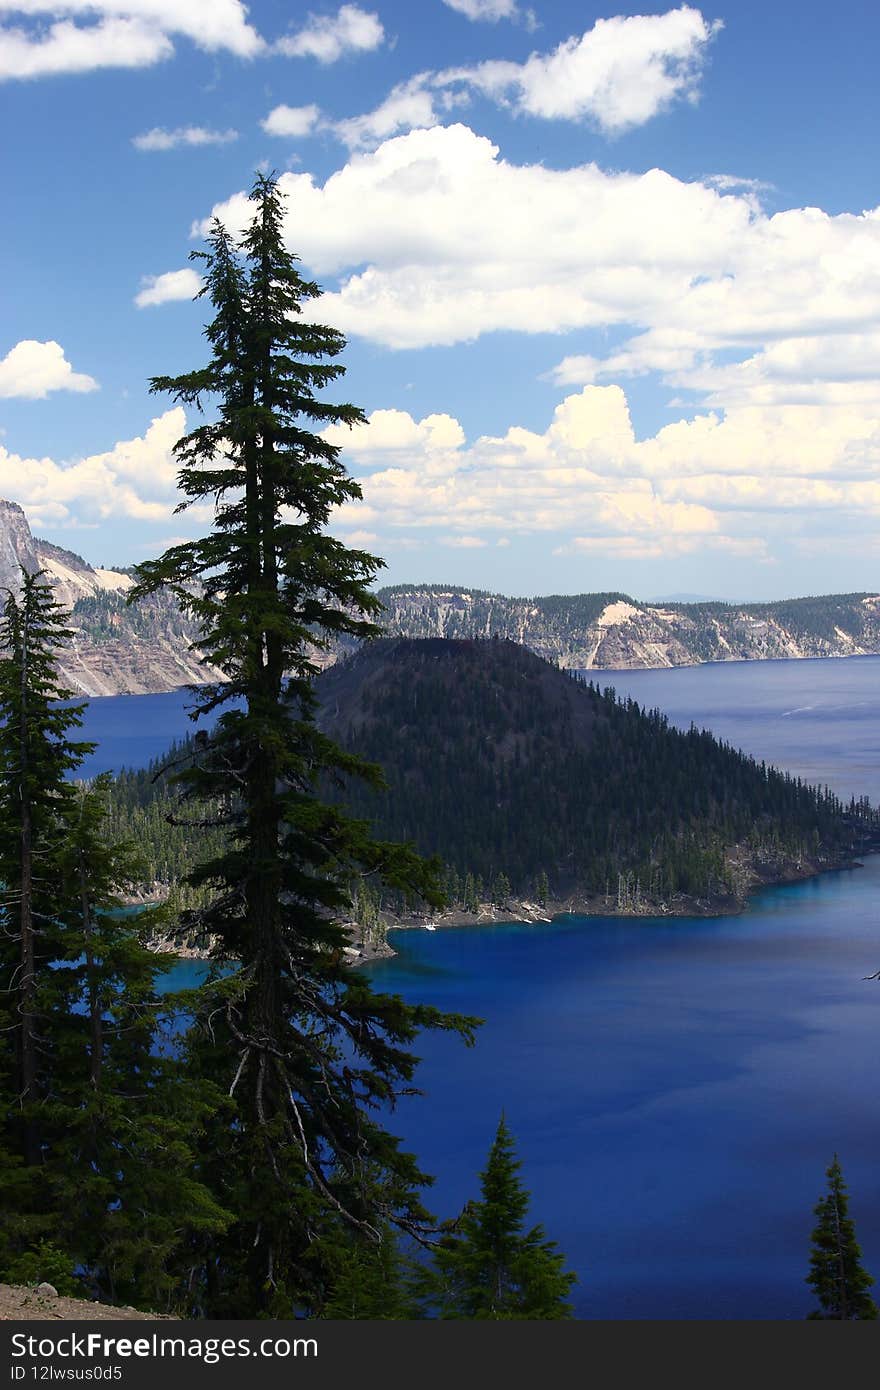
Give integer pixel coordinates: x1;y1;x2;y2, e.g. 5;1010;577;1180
79;656;880;1318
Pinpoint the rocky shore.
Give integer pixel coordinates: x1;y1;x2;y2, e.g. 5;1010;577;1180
365;849;870;961
131;845;871;969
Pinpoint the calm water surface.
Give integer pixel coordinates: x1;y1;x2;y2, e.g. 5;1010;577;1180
595;653;880;804
80;656;880;1317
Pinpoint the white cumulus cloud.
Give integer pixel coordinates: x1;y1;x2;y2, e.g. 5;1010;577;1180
0;2;263;80
197;122;880;412
134;267;202;308
326;386;880;566
317;8;719;149
275;4;383;64
261;103;322;138
0;408;187;528
437;6;722;133
0;339;98;398
330;77;442;149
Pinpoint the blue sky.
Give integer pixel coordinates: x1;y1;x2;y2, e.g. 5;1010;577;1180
3;1;880;599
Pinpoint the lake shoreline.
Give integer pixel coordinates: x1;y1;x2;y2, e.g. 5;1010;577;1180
134;850;877;966
331;847;876;964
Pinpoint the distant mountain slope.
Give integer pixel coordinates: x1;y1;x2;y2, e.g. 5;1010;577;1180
2;498;880;694
374;585;880;670
0;498;223;695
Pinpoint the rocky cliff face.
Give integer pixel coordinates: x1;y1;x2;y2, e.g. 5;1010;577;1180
375;586;880;670
0;499;40;592
1;499;879;696
0;499;225;696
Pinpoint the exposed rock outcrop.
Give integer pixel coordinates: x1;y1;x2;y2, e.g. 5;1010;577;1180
2;499;880;696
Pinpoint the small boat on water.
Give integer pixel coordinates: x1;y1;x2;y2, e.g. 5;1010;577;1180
424;924;437;931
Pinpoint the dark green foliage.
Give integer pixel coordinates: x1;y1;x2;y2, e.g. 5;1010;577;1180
316;637;871;901
806;1156;878;1320
129;173;477;1317
0;571;227;1311
0;571;93;1180
321;1226;418;1319
1;1241;79;1297
102;741;228;911
421;1117;575;1319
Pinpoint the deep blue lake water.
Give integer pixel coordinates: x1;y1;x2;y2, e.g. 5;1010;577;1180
78;655;880;1318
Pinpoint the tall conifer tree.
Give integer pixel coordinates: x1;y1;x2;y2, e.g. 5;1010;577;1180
131;173;475;1316
0;571;90;1176
423;1116;575;1319
806;1155;877;1319
0;572;227;1309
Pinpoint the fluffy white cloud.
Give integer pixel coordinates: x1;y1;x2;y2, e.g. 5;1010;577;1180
437;7;721;132
324;408;465;457
134;268;202;308
310;8;717;149
331;77;442;149
0;15;171;78
261;103;321;138
197;122;880;416
0;2;263;79
0;408;186;527
0;339;97;398
133;125;238;150
328;386;880;562
199;125;753;348
7;380;880;561
276;5;383;63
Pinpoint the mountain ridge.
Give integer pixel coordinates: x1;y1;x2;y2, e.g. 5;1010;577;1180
2;498;879;694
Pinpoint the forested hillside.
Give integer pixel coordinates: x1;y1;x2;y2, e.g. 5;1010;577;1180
106;638;877;914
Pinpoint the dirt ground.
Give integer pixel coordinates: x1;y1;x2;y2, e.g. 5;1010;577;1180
0;1284;172;1320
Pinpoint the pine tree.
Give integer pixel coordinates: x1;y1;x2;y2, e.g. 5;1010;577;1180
131;173;477;1316
44;778;230;1310
806;1155;877;1319
0;572;91;1180
0;573;227;1309
424;1116;575;1319
321;1225;417;1320
492;872;511;906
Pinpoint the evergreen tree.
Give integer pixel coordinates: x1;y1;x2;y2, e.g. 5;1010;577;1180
806;1155;878;1319
0;572;92;1183
321;1225;417;1320
44;778;229;1310
0;573;227;1310
131;173;476;1316
423;1117;575;1319
492;872;511;906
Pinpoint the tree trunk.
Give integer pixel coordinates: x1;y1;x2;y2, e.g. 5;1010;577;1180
18;618;38;1165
